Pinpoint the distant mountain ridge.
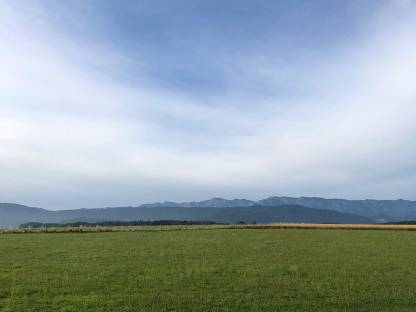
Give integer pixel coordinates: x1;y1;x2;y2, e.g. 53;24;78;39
0;201;372;228
140;198;255;208
1;196;416;227
256;197;416;222
142;196;416;222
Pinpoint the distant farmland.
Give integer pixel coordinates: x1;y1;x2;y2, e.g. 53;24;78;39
3;222;416;234
1;227;416;311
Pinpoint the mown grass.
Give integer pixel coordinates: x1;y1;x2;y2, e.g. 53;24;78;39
1;228;416;311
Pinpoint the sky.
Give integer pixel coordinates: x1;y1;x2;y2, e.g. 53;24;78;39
1;0;416;209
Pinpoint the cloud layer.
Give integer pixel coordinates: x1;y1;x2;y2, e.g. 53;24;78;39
1;1;416;209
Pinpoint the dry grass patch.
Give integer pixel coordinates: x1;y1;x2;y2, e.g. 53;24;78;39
225;223;416;231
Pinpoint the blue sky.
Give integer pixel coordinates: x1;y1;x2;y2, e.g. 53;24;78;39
1;0;416;209
46;0;377;96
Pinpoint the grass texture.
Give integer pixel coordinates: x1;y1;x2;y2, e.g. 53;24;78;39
1;228;416;311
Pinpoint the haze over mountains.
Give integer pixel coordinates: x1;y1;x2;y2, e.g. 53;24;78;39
2;196;416;227
141;197;416;222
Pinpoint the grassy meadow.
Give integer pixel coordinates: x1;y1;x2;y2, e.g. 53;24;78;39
1;227;416;311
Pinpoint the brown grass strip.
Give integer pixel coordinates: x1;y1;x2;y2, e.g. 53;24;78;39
223;223;416;231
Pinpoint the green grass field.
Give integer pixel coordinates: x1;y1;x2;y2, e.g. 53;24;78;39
1;228;416;311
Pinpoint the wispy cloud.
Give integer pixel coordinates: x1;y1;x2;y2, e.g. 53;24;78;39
1;0;415;209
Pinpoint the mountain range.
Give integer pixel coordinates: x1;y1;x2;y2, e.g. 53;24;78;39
143;197;416;222
1;196;416;227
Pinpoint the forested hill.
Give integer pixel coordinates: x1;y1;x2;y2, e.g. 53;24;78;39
0;203;372;227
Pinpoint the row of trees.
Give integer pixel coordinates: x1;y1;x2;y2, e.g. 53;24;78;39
20;220;223;228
